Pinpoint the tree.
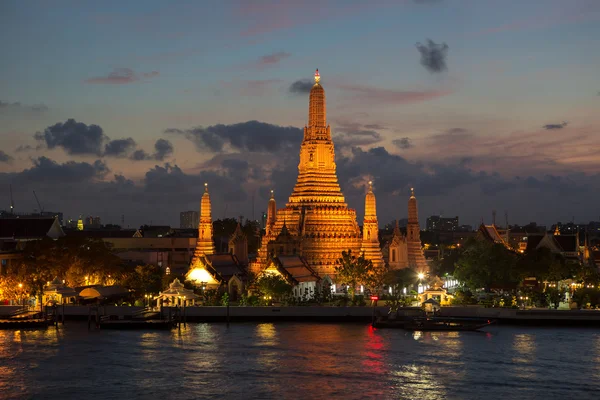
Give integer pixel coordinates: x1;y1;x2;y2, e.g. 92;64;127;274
545;287;564;309
124;264;164;298
334;250;374;302
0;274;24;303
255;274;292;304
454;239;519;292
430;248;461;277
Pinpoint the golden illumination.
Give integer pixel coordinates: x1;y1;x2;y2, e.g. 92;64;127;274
252;69;384;275
418;273;425;280
187;267;218;285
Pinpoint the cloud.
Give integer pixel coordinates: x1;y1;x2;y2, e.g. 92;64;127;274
16;157;109;184
337;84;452;105
416;39;449;73
0;151;13;163
166;121;302;153
35;119;107;155
129;139;174;161
259;51;291;66
15;145;33;153
153;139;174;161
392;137;413;149
0;100;48;113
104;138;137;157
84;68;159;84
543;121;568;130
289;79;313;94
333;120;384;148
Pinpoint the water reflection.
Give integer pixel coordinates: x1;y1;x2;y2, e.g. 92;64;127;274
1;324;599;399
512;333;537;380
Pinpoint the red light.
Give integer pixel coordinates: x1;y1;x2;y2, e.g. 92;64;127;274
370;296;379;301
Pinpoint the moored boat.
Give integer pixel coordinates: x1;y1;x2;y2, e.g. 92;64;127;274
403;316;495;331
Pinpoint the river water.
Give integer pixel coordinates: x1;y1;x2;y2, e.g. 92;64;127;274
1;323;599;399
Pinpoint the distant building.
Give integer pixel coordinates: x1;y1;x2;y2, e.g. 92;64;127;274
180;211;199;229
85;216;102;229
426;215;459;231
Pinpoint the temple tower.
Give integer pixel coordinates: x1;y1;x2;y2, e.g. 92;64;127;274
192;183;215;259
229;221;248;265
266;189;276;235
406;188;428;273
361;181;384;267
252;70;367;276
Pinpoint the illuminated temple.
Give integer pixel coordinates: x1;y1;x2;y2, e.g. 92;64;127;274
252;69;383;276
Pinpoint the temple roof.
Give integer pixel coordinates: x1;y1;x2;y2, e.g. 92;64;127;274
268;255;320;284
0;217;64;239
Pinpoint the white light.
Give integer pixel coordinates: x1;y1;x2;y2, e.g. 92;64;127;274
389;287;393;295
360;285;364;293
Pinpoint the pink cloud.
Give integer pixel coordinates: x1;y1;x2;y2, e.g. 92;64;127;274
336;83;453;105
259;51;291;66
85;68;160;84
235;0;396;37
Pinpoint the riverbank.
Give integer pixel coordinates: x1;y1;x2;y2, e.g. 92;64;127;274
3;305;600;326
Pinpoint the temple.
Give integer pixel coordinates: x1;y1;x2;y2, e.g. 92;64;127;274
384;188;429;272
252;69;381;277
360;181;384;268
406;188;429;273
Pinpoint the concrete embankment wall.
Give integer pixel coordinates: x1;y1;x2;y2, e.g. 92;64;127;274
2;305;600;326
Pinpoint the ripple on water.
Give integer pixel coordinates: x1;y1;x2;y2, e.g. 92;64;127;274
1;324;599;400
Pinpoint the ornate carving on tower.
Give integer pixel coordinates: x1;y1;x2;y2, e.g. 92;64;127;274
266;189;276;236
192;183;215;263
406;188;428;273
361;181;384;267
251;70;365;277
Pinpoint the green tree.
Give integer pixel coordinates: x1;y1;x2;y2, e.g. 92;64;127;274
334;250;374;302
545;287;564;309
430;248;461;277
124;264;164;298
454;239;519;292
255;274;292;304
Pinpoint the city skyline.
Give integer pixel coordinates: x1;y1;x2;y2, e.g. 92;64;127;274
1;0;600;228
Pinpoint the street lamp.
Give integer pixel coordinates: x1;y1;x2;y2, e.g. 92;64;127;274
417;273;425;294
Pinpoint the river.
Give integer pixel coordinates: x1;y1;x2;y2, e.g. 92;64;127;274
1;323;599;399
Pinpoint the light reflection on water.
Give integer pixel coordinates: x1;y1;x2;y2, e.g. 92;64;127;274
0;324;599;400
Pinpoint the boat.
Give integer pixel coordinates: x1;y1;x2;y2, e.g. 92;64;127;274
372;314;495;331
403;316;495;331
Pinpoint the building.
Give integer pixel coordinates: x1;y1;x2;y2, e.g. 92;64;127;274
406;189;429;273
85;216;101;229
426;215;459;231
180;210;199;229
360;181;384;268
251;70;382;278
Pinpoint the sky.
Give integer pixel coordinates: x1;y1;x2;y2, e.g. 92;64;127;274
1;0;599;229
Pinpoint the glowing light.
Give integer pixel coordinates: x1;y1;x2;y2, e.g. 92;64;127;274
314;68;320;83
418;273;425;280
187;268;215;284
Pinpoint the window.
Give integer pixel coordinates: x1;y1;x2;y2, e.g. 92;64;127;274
392;249;396;262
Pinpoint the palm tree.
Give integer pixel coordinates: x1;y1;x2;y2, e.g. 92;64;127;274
335;250;374;302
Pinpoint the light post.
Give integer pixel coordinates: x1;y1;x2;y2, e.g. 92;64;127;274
18;283;23;308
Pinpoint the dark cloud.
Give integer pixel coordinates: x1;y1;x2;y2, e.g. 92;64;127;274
166;121;302;153
289;79;313;94
0;151;13;163
15;145;33;153
259;51;291;65
85;68;160;84
34;119;106;155
16;157;109;184
364;124;386;130
154;139;174;161
416;39;449;73
104;138;137;157
129;139;174;161
0;100;48;113
333;121;385;148
542;121;568;130
392;137;413;149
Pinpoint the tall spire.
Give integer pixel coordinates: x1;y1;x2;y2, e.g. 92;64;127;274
361;180;384;267
266;189;277;235
308;68;326;128
406;187;428;273
193;182;215;256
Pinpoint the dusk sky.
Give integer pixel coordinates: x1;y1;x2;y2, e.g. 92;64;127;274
1;0;599;228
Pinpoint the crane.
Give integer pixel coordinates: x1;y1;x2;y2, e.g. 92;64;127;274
33;190;44;213
9;184;14;214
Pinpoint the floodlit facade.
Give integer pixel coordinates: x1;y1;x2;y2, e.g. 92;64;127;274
252;70;383;277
